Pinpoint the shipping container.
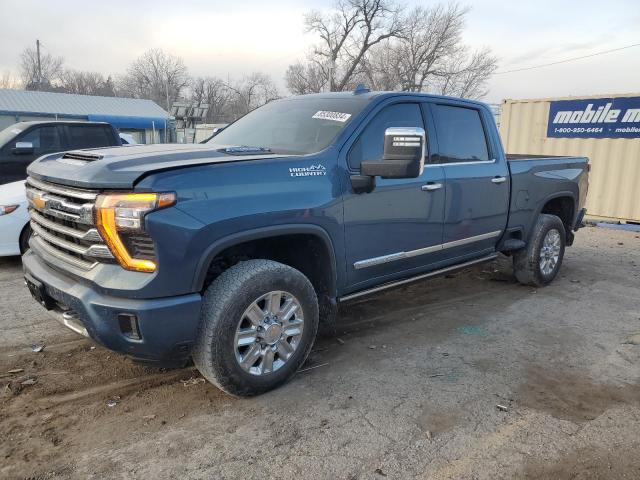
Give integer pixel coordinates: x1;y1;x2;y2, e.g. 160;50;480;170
500;93;640;223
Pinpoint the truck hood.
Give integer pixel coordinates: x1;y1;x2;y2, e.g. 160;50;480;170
27;143;293;190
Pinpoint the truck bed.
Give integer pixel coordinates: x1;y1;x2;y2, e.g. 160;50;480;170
505;154;589;242
506;154;575;161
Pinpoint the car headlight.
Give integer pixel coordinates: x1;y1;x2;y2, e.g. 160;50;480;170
0;205;19;216
95;192;176;272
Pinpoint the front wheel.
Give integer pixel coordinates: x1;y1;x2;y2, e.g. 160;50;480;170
193;259;319;396
513;214;566;287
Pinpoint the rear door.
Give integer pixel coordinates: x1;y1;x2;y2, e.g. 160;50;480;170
0;125;64;184
428;102;509;256
65;124;119;150
343;101;446;289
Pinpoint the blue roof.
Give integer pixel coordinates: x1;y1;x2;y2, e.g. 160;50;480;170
87;114;168;129
0;89;169;128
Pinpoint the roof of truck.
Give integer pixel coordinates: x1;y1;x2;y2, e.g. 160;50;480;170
288;89;489;109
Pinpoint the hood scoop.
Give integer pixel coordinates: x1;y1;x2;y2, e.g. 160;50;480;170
57;150;105;166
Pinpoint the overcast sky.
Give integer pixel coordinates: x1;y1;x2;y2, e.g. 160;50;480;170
1;0;638;103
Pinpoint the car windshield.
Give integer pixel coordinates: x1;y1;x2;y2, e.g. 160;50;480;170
0;124;24;146
207;97;368;155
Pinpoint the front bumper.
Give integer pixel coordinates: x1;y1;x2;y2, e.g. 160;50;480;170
22;249;202;366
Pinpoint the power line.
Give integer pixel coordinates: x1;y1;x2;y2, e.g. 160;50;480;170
494;42;640;75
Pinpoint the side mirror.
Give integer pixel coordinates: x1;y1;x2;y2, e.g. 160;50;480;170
12;141;34;155
361;127;426;179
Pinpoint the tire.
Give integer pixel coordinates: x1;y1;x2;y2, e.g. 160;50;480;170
19;224;32;254
193;259;319;396
513;214;566;287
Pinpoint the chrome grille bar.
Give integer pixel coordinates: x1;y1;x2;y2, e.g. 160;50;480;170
30;209;101;242
31;236;97;270
26;186;94;225
26;177;114;270
30;221;113;259
26;177;98;201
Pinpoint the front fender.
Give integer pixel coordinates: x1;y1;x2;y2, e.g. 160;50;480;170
190;224;338;295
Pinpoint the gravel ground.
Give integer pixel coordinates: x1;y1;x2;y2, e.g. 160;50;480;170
1;225;639;479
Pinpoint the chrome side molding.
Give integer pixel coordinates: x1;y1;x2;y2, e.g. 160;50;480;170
354;230;501;270
341;253;498;302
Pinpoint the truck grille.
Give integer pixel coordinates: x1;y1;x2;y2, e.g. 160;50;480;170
26;177;113;270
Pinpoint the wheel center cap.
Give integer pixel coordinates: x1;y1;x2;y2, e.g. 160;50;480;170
262;324;283;345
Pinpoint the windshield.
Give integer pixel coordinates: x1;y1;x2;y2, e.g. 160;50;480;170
0;124;24;147
207;97;368;155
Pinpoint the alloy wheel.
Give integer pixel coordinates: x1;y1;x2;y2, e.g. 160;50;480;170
539;228;561;276
233;291;304;376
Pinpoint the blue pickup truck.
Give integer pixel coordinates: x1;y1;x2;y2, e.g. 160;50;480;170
22;89;588;396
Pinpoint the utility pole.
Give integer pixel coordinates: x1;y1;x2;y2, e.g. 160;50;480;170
165;75;170;144
36;39;42;89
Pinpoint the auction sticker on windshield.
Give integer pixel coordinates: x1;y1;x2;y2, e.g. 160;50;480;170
312;111;352;122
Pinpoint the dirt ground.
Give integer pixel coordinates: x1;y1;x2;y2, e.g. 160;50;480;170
1;225;639;480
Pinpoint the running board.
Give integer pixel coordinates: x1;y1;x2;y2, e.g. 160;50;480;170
339;253;499;302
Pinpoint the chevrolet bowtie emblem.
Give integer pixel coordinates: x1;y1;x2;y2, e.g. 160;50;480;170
32;196;46;210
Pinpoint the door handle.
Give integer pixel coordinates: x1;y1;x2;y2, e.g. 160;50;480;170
421;182;442;191
491;176;507;184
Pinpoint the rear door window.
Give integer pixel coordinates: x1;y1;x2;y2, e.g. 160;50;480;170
431;105;489;163
67;125;116;149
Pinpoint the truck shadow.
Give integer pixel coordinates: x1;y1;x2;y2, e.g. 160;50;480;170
0;254;23;270
336;257;525;339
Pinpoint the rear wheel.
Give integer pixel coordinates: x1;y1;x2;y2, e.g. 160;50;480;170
513;214;566;287
193;259;319;396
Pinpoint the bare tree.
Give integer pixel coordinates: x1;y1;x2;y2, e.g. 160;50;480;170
358;38;402;90
299;0;404;92
290;2;497;99
432;48;497;99
285;61;328;95
19;45;64;91
190;76;231;123
225;72;279;118
118;48;189;110
396;4;466;91
0;70;20;89
377;4;496;98
59;70;117;96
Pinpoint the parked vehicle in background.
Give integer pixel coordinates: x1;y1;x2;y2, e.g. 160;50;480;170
0;180;29;256
119;132;138;145
0;121;121;185
22;89;589;396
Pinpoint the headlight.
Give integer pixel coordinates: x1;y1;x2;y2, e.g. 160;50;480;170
95;192;176;272
0;205;19;216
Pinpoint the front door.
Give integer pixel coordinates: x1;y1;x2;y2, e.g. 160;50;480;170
0;125;65;184
343;102;446;289
429;102;510;256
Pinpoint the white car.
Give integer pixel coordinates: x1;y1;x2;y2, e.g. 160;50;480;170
119;132;138;145
0;180;30;256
